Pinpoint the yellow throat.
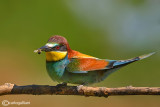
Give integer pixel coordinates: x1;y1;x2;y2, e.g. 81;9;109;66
46;51;67;61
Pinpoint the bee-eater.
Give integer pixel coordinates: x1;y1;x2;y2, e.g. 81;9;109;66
34;35;154;85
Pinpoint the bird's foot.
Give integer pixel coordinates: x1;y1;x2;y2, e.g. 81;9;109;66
56;82;67;87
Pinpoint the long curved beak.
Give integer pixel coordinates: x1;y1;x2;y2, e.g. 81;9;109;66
34;45;48;54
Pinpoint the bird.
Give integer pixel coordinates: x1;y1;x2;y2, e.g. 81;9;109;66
34;35;155;85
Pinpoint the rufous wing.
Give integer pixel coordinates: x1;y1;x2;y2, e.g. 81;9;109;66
66;58;110;73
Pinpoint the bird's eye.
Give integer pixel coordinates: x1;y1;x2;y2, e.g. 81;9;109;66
56;46;60;50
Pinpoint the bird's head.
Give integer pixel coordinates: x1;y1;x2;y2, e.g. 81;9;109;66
34;35;71;61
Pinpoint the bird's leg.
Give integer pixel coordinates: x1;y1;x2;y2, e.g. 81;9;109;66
61;82;67;86
56;82;67;87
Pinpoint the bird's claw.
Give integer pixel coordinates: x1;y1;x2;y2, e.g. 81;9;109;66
56;82;67;87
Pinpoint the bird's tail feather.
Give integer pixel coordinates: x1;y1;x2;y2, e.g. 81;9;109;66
113;52;155;68
138;52;155;60
100;52;155;82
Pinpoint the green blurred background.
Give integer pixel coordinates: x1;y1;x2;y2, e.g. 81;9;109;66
0;0;160;107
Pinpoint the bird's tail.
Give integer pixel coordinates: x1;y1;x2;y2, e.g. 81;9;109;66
99;52;155;82
113;52;155;68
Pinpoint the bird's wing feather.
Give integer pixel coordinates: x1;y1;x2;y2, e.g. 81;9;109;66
66;58;112;73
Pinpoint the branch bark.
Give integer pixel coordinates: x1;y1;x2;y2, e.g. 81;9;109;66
0;83;160;97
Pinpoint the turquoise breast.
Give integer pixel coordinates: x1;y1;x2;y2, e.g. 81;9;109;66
46;56;69;83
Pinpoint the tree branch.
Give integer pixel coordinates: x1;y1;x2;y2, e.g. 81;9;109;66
0;83;160;97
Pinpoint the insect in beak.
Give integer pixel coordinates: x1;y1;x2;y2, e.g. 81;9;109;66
34;45;48;54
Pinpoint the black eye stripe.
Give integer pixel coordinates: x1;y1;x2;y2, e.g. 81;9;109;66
45;45;67;52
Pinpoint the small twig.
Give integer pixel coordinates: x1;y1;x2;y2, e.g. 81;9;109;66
0;83;160;97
